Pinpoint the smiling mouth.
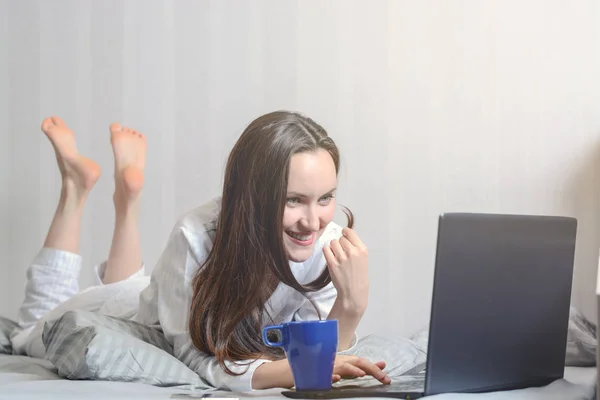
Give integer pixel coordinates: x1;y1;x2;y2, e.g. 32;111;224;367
287;231;312;241
286;231;315;245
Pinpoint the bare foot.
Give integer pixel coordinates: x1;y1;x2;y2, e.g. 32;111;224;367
109;123;146;204
41;116;101;195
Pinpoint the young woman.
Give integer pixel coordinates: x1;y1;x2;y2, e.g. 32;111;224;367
11;111;390;392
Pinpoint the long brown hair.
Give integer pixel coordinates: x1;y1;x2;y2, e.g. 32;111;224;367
189;111;353;375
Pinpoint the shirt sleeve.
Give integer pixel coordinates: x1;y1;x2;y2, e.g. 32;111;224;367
292;281;359;353
134;223;271;392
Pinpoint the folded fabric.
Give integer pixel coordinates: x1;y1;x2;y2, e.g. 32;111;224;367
332;333;427;389
0;316;18;355
339;333;427;377
42;310;211;388
565;307;597;366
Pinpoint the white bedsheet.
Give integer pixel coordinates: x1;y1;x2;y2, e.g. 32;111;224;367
0;355;595;400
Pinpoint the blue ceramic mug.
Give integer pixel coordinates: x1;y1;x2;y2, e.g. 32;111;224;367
262;320;338;391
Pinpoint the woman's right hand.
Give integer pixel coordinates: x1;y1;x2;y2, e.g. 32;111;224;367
252;355;391;390
332;355;391;384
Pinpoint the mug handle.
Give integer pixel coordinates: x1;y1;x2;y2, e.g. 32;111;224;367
262;325;284;347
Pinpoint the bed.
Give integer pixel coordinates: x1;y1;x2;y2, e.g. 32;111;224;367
0;307;597;400
0;354;596;400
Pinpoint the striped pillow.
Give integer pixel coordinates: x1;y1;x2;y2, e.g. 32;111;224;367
42;310;211;388
0;316;18;354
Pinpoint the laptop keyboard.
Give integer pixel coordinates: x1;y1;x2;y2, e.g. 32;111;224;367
383;379;425;391
335;375;425;393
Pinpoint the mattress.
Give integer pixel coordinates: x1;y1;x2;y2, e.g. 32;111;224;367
0;354;595;400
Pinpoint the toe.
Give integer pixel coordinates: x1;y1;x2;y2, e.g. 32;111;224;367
109;123;122;134
41;117;55;132
51;116;66;127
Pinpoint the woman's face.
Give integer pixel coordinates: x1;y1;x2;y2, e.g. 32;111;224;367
282;149;337;263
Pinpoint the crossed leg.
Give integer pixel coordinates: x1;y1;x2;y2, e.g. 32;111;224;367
12;117;148;357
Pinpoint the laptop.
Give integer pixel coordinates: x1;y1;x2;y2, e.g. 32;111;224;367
283;212;577;399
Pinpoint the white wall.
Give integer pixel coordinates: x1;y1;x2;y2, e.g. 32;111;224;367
2;0;600;338
1;0;8;315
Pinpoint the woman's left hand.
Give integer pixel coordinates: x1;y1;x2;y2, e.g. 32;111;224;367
323;227;369;314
